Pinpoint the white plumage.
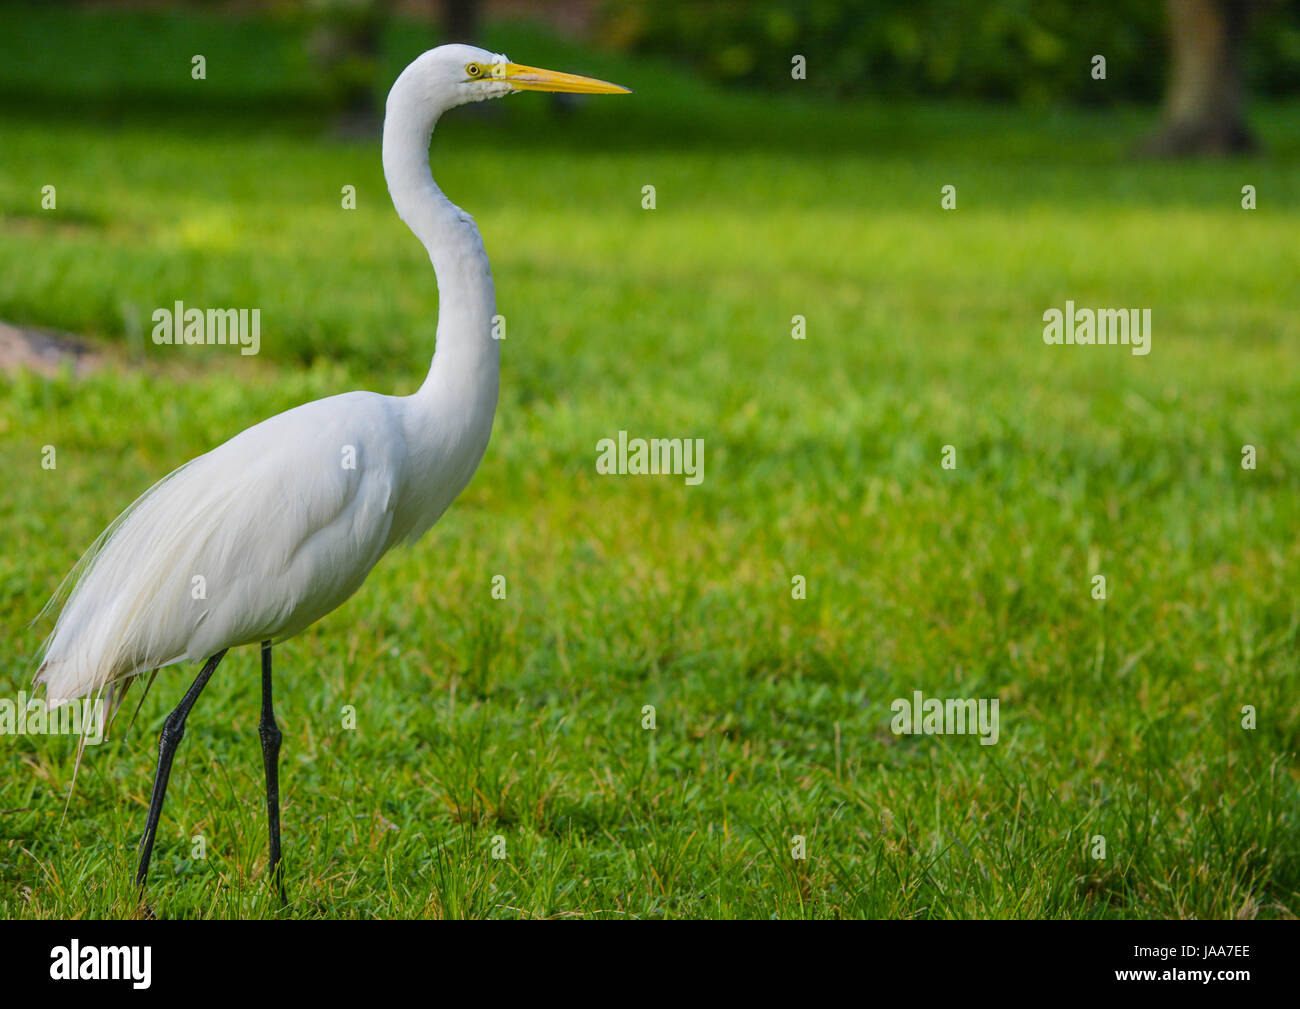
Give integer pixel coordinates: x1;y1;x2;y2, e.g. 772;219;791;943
38;389;479;701
35;44;629;706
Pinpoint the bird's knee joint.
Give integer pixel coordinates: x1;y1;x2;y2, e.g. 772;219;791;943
259;722;282;749
160;719;185;748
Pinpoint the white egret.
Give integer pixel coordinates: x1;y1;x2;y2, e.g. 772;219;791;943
34;44;630;900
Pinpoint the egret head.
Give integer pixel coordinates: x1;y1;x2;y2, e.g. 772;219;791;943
391;43;631;116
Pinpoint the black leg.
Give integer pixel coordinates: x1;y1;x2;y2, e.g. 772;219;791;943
136;649;227;889
259;640;286;904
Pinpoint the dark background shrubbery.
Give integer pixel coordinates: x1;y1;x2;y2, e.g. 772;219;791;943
597;0;1300;104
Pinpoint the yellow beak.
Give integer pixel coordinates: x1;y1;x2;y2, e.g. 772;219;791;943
498;62;632;95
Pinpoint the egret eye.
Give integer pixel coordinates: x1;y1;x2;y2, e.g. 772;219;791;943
466;63;482;79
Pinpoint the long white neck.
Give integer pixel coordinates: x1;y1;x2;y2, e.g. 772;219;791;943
382;83;500;402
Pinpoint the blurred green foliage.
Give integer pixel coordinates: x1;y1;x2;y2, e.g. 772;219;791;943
599;0;1300;103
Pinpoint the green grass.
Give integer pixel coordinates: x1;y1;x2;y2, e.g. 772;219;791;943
1;4;1298;919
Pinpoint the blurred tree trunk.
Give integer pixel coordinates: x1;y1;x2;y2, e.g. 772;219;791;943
1142;0;1257;156
441;0;480;43
311;0;390;136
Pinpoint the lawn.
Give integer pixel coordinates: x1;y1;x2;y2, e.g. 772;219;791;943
0;4;1297;919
